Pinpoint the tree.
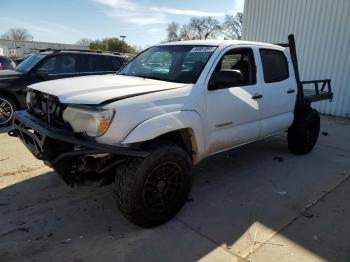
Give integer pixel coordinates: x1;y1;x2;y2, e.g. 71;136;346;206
89;38;137;53
76;38;91;47
166;22;181;42
188;17;222;40
222;12;243;40
1;28;33;41
166;16;221;42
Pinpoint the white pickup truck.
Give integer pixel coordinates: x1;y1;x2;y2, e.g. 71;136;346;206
10;35;332;227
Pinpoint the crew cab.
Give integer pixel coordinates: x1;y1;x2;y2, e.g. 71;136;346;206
10;35;333;227
0;49;127;126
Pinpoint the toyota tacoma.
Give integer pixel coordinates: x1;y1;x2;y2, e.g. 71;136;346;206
9;35;333;227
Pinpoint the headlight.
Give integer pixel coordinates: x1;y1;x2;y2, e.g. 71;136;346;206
63;106;114;137
26;90;36;109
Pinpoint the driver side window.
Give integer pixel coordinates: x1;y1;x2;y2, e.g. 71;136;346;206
41;55;77;74
215;48;256;86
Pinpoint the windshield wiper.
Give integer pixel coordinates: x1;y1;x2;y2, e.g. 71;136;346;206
131;74;166;81
118;74;192;84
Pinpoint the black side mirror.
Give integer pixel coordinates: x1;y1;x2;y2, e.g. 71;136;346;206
36;68;48;78
209;69;243;90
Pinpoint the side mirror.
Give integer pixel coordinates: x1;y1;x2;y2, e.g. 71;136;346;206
209;69;243;90
36;68;48;78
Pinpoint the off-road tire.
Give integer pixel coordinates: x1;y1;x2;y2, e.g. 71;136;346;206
114;143;193;228
287;108;320;154
0;95;17;127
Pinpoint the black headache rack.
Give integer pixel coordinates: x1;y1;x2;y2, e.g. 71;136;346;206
275;34;333;105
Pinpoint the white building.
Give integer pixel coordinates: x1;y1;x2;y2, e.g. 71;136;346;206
242;0;350;117
0;39;88;58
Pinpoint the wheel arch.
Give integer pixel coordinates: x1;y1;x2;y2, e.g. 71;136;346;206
122;111;205;164
0;90;20;108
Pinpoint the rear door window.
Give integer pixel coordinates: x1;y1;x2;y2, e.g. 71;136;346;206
110;57;124;71
259;49;289;83
80;55;113;73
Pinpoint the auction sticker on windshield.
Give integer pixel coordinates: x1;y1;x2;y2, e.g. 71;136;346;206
190;47;216;53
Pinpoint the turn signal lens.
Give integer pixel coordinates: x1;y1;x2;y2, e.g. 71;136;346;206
98;119;112;135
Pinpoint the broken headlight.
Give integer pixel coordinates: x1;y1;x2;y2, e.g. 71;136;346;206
62;106;115;137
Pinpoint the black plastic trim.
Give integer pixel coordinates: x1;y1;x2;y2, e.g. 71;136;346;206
11;110;149;159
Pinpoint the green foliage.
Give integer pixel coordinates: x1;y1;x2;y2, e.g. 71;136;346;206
89;38;137;53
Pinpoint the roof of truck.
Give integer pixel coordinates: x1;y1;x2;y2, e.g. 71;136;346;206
159;39;284;50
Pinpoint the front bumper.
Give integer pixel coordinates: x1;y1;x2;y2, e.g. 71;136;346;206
10;111;149;163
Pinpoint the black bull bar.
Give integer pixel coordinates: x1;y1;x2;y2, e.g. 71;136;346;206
9;111;149;164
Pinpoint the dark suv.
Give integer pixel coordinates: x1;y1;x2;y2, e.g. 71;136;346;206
0;49;127;126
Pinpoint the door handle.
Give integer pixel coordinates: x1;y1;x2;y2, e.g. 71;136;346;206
251;94;263;100
287;89;295;94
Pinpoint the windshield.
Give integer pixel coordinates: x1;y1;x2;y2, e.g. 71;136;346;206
118;45;217;84
15;53;46;73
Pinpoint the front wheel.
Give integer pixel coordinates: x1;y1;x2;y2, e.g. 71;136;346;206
114;143;193;228
0;95;16;127
287;108;320;154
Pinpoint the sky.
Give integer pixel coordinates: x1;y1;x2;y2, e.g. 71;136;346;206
0;0;244;48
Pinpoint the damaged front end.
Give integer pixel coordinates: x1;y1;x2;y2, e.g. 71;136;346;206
10;91;148;186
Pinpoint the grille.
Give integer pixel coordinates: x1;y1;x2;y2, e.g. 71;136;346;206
28;90;69;129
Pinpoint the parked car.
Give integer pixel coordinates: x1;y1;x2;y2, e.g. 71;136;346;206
0;55;16;70
0;49;127;126
10;35;332;227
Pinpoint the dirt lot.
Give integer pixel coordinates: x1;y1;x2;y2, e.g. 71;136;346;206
0;115;350;262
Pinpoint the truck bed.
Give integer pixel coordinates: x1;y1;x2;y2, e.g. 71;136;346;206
300;79;333;103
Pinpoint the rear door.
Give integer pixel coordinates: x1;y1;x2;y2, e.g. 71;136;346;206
258;49;297;136
205;47;263;155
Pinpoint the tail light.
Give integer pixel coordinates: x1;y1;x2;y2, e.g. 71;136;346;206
0;63;2;70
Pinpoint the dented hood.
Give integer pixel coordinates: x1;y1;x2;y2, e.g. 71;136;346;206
29;74;187;104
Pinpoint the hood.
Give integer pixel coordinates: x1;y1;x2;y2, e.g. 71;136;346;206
29;75;188;104
0;69;23;79
0;70;24;88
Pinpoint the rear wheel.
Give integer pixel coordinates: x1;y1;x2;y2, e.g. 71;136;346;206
114;143;193;228
287;108;320;154
0;95;16;127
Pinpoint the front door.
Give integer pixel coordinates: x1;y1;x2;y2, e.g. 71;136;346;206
32;54;79;83
205;47;263;155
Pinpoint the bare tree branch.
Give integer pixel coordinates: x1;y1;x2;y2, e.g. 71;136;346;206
166;16;221;41
222;12;243;40
166;22;181;42
1;28;33;41
76;38;91;47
